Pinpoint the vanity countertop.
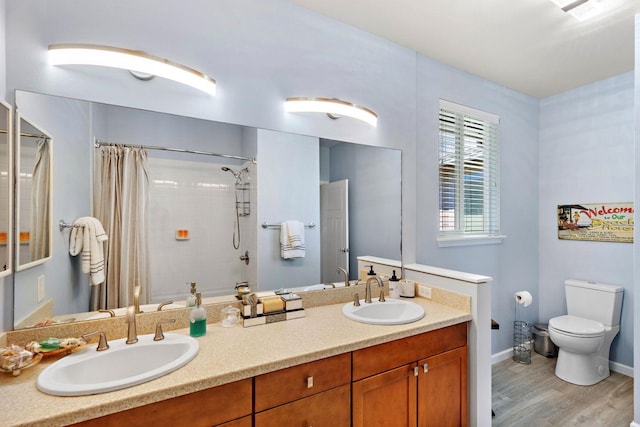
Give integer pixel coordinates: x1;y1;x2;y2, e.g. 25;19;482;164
1;297;471;427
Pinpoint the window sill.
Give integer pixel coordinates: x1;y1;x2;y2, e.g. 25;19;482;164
437;234;506;247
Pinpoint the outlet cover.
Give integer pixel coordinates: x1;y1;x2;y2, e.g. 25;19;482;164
417;284;432;299
37;275;45;302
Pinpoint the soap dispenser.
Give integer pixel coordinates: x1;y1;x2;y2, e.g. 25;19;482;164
366;265;376;277
189;292;207;337
389;270;400;299
186;282;197;307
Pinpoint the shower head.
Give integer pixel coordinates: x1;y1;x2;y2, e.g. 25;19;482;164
221;166;241;179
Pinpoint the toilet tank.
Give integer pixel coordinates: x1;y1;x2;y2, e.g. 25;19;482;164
565;279;623;326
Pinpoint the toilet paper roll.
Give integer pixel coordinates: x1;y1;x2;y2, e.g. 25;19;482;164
514;291;533;307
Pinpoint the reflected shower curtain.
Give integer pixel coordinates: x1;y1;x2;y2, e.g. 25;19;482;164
30;138;51;260
94;146;150;310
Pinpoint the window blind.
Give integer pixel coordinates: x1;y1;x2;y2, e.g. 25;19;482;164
438;101;500;236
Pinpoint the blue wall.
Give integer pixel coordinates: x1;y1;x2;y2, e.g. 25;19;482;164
0;1;634;375
539;72;634;368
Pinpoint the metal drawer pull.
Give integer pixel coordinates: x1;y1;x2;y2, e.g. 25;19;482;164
307;376;314;388
423;363;429;373
414;366;419;377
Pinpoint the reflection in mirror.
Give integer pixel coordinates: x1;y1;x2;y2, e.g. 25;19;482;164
12;90;401;330
0;102;11;278
15;113;52;270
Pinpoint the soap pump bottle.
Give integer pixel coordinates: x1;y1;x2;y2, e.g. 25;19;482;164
189;292;207;337
186;282;197;307
389;270;400;299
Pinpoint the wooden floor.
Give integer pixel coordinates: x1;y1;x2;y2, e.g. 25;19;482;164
492;352;633;426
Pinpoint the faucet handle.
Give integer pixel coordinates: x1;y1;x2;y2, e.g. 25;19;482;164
82;331;110;351
98;309;115;317
353;293;360;306
154;318;177;341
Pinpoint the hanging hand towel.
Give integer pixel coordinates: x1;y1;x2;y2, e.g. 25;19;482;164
69;217;108;285
280;220;305;259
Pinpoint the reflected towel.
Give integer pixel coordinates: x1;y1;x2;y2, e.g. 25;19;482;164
280;220;305;259
69;217;108;285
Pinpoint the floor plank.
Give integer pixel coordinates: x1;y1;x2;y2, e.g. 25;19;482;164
492;352;633;426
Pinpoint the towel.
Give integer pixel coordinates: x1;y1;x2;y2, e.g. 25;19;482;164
280;220;305;259
69;217;108;285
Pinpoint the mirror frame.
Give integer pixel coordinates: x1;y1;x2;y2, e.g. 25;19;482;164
0;100;13;279
14;110;53;271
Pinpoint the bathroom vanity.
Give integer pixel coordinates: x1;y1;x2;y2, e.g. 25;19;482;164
1;294;470;426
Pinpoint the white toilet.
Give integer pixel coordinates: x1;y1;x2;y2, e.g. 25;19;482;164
548;279;623;386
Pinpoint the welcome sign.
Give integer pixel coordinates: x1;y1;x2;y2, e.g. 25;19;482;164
558;203;634;243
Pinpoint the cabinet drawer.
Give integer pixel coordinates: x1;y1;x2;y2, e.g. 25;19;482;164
71;379;252;427
255;352;351;411
352;322;467;381
255;383;351;427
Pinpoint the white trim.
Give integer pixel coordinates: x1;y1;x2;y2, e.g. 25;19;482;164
629;422;640;427
491;349;634;379
491;348;514;365
611;360;634;378
437;234;506;247
440;99;500;124
404;263;492;284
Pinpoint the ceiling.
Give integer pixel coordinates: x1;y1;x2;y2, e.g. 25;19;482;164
289;0;640;98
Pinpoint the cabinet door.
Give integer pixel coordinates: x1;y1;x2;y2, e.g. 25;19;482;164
255;384;350;427
417;346;468;427
352;363;418;427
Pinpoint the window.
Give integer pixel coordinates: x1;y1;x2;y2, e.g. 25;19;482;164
438;100;501;245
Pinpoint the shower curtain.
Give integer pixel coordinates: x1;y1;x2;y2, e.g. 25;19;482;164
30;138;51;261
93;145;150;310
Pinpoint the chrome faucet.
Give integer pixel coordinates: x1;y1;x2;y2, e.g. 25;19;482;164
125;305;138;344
365;276;385;303
337;267;350;287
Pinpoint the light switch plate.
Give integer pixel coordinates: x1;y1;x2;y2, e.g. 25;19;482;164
417;284;432;299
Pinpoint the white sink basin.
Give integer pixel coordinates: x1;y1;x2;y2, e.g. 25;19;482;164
342;298;425;325
37;333;199;396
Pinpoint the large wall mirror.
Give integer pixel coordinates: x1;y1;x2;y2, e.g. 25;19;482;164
0;101;12;278
12;90;401;330
15;112;52;271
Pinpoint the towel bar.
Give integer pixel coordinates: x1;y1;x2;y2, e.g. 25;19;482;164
261;222;315;229
59;220;84;231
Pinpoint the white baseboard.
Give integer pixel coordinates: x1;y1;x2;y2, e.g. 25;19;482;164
610;360;633;378
629;421;639;427
491;348;634;379
491;348;513;365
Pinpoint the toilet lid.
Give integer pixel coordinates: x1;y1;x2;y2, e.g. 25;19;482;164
549;315;604;337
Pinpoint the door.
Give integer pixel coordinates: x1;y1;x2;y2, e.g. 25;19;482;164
352;363;418;427
320;179;348;283
417;347;468;427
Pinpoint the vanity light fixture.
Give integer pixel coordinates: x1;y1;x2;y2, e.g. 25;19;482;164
549;0;602;21
48;44;216;95
284;97;378;127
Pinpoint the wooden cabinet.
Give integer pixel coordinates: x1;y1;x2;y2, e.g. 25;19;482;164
71;378;252;427
418;346;468;427
70;323;467;427
352;323;468;427
254;353;351;427
352;363;417;427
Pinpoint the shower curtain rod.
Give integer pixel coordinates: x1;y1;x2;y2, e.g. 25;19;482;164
94;139;255;163
0;129;50;139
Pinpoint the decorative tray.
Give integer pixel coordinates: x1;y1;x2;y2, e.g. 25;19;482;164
0;353;43;377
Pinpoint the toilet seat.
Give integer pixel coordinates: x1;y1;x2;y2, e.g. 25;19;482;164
549;315;604;338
